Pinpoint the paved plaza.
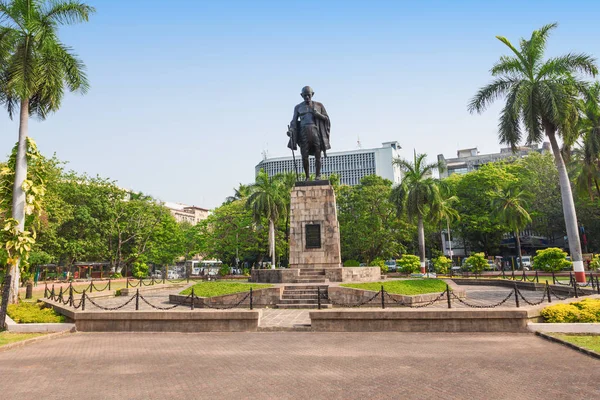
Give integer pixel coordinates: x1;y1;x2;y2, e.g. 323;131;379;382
0;331;598;399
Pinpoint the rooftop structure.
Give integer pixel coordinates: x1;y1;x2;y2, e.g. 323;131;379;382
437;142;550;178
255;141;403;186
164;202;209;225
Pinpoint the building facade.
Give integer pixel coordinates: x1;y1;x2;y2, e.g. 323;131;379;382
164;202;209;225
437;142;550;178
255;141;403;186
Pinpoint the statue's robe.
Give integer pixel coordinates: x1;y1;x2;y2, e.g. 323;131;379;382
287;101;331;156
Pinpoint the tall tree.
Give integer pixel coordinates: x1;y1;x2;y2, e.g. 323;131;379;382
468;23;597;282
490;187;532;269
246;170;286;268
391;152;443;273
431;192;459;260
0;0;95;301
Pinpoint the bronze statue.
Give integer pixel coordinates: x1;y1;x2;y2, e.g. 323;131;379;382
287;86;331;181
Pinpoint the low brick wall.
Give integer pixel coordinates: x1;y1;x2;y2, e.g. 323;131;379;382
328;283;466;307
119;282;188;296
41;299;259;332
310;309;533;332
339;267;381;282
169;287;282;308
451;278;597;296
250;269;299;283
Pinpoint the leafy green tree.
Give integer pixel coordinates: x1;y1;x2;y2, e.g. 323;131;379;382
490;187;532;269
464;253;487;274
225;183;253;204
131;261;149;278
247;170;287;268
447;162;518;254
391;152;444;273
533;247;571;272
337;175;406;264
0;0;95;302
430;191;459;259
469;23;597;282
398;254;421;274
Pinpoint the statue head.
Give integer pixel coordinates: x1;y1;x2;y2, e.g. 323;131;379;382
301;86;314;103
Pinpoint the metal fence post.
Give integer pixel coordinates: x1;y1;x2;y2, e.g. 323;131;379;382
574;282;579;298
250;288;253;310
126;277;129;288
318;287;321;310
552;271;556;285
546;281;551;303
44;282;48;298
82;290;86;311
135;289;139;310
69;284;73;307
590;273;595;290
514;283;520;308
108;279;111;291
89;279;93;293
51;284;55;299
446;284;451;309
535;270;539;283
569;272;574;286
191;288;195;310
381;285;385;309
152;276;155;286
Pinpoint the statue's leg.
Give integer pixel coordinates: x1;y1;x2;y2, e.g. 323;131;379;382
302;155;310;181
315;152;321;180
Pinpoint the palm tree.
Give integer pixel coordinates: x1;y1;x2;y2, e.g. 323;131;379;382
491;187;532;270
571;82;600;200
0;0;95;302
246;170;287;269
432;193;460;262
225;183;253;203
391;152;443;274
468;23;597;283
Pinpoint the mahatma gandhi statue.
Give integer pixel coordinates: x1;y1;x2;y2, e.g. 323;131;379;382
287;86;331;181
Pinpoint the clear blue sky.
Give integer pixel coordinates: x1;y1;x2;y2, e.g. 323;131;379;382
1;0;599;208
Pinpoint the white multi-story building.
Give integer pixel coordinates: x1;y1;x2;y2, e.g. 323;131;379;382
255;141;403;186
437;143;550;178
164;202;209;225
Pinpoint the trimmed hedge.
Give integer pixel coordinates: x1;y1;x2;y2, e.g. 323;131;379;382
540;298;600;323
7;302;66;324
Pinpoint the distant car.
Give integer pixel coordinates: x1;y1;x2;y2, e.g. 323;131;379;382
167;271;179;279
151;271;163;279
517;256;532;270
384;260;397;272
451;265;462;273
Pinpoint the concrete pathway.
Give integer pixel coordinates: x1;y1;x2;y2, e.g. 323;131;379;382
0;332;598;399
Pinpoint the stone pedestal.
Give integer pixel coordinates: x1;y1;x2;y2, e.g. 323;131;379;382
289;181;341;269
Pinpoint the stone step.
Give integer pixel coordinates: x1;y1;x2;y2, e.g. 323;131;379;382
293;279;327;283
297;273;326;278
278;299;325;305
283;285;329;290
298;271;325;276
282;293;320;299
276;303;332;309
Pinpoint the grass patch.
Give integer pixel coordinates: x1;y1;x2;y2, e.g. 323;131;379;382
180;282;272;297
550;334;600;353
0;332;46;347
7;302;66;323
341;279;448;295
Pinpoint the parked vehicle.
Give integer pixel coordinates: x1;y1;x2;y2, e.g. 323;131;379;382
384;260;397;272
517;256;532;270
151;271;163;279
167;270;179;279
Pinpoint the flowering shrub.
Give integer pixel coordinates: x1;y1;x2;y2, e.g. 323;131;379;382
540;299;600;323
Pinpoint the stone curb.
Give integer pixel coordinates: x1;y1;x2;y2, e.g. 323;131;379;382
0;330;73;353
535;331;600;360
5;314;76;333
527;322;600;334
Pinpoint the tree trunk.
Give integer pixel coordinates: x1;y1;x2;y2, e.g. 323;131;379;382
446;219;453;261
418;215;426;274
546;125;585;283
8;99;29;304
269;219;276;269
515;230;523;270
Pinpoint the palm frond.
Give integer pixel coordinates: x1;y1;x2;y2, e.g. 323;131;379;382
468;77;516;114
490;55;525;77
41;1;95;26
538;53;598;79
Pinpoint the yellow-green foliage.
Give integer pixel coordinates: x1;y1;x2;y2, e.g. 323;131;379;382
541;298;600;323
7;302;66;323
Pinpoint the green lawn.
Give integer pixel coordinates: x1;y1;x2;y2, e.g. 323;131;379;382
180;282;272;298
341;279;448;295
550;334;600;353
0;332;46;347
7;302;66;323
